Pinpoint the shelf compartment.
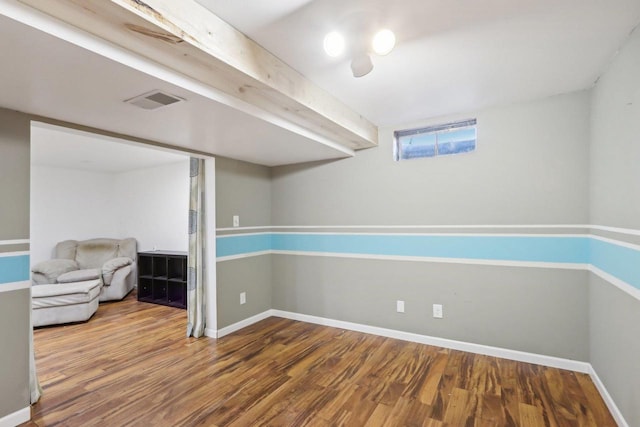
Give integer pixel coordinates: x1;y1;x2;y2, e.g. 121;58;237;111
168;256;186;280
138;278;152;299
152;279;167;301
138;256;152;277
152;257;167;278
168;282;186;308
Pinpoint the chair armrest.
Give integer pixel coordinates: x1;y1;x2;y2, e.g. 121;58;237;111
31;259;79;284
102;257;133;285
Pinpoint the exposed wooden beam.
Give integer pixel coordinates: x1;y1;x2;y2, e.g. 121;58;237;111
17;0;378;151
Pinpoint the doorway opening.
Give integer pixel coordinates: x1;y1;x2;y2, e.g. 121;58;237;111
29;120;217;331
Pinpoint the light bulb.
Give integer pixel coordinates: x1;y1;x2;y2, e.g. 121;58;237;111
323;31;345;57
372;29;395;56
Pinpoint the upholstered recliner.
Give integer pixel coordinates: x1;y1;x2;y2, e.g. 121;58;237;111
32;238;137;302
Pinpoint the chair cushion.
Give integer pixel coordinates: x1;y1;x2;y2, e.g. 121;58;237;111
32;280;102;308
55;240;79;260
57;268;101;283
75;240;119;269
31;259;79;284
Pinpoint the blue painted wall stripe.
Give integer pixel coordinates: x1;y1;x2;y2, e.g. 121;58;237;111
216;233;639;291
0;255;30;284
216;233;272;258
590;239;640;290
270;234;588;263
217;233;588;263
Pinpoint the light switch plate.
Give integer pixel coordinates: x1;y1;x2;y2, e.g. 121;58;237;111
433;304;443;318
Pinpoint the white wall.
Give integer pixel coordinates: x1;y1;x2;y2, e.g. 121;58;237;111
114;160;190;252
30;165;118;265
30;160;190;266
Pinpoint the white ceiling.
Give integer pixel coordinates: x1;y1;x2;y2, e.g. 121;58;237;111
31;123;188;174
198;0;640;126
2;1;639;168
0;7;351;167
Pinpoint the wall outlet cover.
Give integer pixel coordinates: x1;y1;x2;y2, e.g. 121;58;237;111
433;304;443;319
240;292;246;305
396;300;405;313
233;215;240;227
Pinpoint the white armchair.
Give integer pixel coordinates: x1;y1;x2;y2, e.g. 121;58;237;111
32;238;137;301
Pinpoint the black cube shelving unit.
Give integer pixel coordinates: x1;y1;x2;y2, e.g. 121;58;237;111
137;250;188;309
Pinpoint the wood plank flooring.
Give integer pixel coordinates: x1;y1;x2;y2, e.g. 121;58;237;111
23;291;615;426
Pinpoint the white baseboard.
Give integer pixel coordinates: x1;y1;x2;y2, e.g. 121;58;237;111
270;309;590;373
0;406;30;427
216;310;272;338
588;365;628;427
204;327;217;339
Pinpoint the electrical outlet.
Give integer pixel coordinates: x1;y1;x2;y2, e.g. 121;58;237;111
396;300;405;313
433;304;443;319
233;215;240;227
240;292;246;305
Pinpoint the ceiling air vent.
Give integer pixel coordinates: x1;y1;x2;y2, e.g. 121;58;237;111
125;90;184;110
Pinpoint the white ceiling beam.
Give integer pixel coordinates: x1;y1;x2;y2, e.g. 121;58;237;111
17;0;378;151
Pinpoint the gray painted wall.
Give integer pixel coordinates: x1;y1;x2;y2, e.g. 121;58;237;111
590;27;640;229
212;31;640;423
272;91;590;226
268;93;592;360
588;27;640;426
0;109;30;239
215;157;272;328
0;290;30;418
272;256;589;361
215;157;271;228
217;256;272;328
0;108;31;419
589;274;640;427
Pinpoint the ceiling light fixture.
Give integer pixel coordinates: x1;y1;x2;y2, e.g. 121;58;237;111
323;31;345;57
372;29;396;56
324;28;396;77
350;53;373;78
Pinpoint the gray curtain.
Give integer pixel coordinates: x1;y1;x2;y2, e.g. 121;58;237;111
30;307;42;403
187;158;206;338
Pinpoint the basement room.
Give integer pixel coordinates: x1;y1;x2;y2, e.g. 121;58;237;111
0;0;638;426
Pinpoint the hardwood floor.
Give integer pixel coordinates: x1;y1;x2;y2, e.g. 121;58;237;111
24;291;615;426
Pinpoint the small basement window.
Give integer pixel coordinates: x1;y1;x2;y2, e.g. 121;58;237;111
394;118;477;161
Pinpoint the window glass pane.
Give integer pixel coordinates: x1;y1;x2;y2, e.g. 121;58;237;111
399;133;436;159
437;127;476;155
394;119;476;161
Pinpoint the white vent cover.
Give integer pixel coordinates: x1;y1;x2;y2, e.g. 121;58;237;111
125;90;184;110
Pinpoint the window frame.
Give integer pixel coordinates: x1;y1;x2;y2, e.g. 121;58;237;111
393;118;477;161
